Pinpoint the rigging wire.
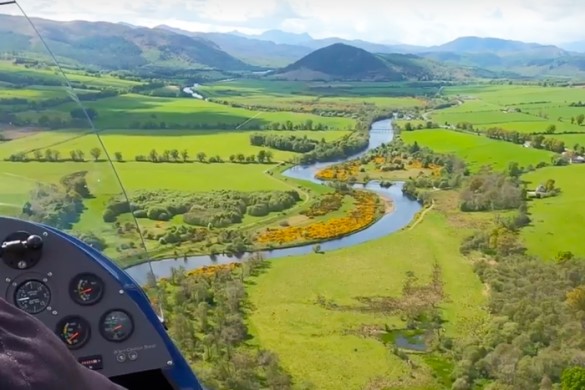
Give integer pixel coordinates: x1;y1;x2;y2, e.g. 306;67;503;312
7;0;166;321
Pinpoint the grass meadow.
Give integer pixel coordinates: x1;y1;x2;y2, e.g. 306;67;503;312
17;94;356;130
521;165;585;260
431;84;585;134
247;192;487;390
400;129;555;171
0;128;349;162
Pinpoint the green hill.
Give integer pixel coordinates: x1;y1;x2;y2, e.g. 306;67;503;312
0;14;253;73
273;43;493;82
273;43;408;81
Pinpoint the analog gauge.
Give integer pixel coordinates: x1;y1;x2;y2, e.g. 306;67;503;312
56;316;91;349
14;280;51;314
70;273;104;306
100;310;134;342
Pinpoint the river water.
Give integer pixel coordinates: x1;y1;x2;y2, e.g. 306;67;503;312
125;119;422;284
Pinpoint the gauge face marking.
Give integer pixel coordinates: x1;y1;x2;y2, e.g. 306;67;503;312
100;310;134;342
56;316;91;349
14;280;51;314
70;273;104;306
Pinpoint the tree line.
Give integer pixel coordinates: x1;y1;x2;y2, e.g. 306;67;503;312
144;255;293;389
453;219;585;389
103;189;301;229
250;133;321;153
5;148;276;165
20;172;91;230
483;127;570;154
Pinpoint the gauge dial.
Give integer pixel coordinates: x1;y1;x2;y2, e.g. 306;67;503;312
100;310;134;342
56;316;91;349
14;280;51;314
70;273;104;306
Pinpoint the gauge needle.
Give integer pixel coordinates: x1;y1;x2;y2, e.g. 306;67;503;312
113;325;123;331
18;297;30;301
67;332;79;343
81;288;93;294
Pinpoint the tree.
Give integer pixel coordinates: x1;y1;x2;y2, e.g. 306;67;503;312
76;150;85;162
44;149;53;162
566;286;585;313
265;150;273;163
114;152;123;162
70;107;98;120
571;117;575;124
507;162;522;178
33;150;42;161
562;367;585;390
545;179;556;192
197;152;207;163
577;114;585;126
70;150;78;161
180;149;189;162
90;147;101;162
149;149;158;162
236;154;245;163
229;154;236;163
170;149;180;161
545;124;556;134
257;150;266;163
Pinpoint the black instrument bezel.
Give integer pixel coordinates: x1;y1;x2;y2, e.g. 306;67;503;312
69;272;105;306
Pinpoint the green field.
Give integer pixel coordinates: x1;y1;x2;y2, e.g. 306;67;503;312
0;85;96;99
521;165;585;260
199;79;429;111
401;129;555;171
247;205;486;390
555;133;585;149
444;84;585;105
0;60;141;89
0;129;349;161
17;94;356;130
431;84;585;134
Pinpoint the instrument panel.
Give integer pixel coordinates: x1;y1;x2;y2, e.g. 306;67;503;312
0;217;173;379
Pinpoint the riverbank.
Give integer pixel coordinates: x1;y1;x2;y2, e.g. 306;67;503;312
125;119;422;284
246;190;486;390
379;193;396;214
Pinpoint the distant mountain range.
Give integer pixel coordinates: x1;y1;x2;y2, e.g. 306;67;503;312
157;26;585;78
560;40;585;53
0;14;254;73
1;14;585;80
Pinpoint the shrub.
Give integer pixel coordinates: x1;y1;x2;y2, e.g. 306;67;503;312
147;206;170;221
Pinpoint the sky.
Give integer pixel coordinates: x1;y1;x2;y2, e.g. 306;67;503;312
3;0;585;46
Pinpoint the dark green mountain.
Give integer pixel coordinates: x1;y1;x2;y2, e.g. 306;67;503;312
0;14;253;72
273;43;403;81
272;43;493;81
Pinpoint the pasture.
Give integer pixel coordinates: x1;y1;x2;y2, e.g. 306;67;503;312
0;128;349;161
199;79;429;111
0;85;94;99
0;160;288;197
521;165;585;260
247;194;486;390
400;129;554;171
17;94;356;130
0;60;141;89
434;84;585;134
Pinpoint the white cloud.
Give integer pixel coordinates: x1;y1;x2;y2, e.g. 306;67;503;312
5;0;585;45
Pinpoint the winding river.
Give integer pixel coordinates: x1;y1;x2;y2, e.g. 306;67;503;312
125;119;422;284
